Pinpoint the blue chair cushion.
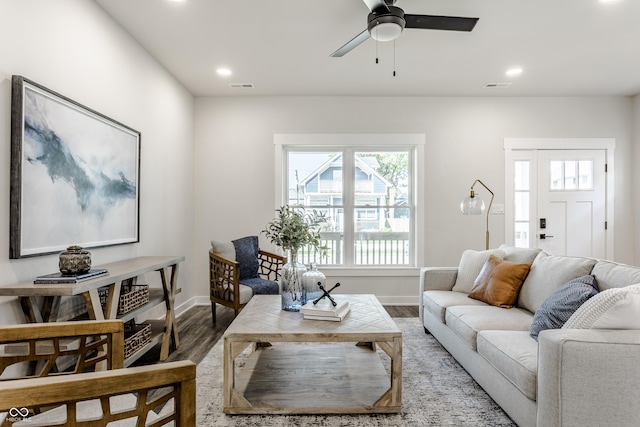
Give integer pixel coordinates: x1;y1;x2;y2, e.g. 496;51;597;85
240;277;279;295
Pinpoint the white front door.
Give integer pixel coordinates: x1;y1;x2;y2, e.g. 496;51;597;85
536;150;607;258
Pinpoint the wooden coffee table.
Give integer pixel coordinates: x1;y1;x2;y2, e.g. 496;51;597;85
223;294;402;414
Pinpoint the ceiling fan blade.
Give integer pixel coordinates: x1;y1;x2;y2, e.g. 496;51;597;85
404;14;479;32
361;0;390;13
330;29;371;57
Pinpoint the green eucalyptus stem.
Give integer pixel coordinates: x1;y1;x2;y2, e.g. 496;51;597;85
262;205;328;257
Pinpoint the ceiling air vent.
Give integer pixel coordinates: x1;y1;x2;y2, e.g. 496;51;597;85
229;83;255;89
484;82;512;88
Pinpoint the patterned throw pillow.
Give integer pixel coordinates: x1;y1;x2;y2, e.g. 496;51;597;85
530;275;599;341
563;283;640;329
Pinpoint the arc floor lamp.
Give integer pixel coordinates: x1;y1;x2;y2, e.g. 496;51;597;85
460;179;494;250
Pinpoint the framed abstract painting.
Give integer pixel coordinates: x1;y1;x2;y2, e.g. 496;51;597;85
10;76;141;258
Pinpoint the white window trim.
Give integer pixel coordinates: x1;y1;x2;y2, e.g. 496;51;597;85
274;134;425;275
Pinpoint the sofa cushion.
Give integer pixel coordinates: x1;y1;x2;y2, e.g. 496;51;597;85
529;275;599;341
564;283;640;329
498;244;541;264
591;261;640;291
468;256;531;308
422;290;487;323
227;284;253;304
240;277;279;295
452;249;505;293
517;252;597;313
445;305;534;350
477;330;538;400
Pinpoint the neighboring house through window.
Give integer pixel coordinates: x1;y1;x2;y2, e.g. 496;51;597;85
274;134;424;269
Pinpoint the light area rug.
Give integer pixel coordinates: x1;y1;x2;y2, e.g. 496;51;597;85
195;317;516;426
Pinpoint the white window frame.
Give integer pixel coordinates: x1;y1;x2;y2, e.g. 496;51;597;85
274;134;425;276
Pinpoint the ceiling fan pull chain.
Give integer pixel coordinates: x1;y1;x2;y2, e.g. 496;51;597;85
393;40;396;77
375;28;379;64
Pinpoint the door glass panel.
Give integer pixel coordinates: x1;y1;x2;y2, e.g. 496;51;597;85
514;192;529;221
514;161;529;191
550;161;563;190
578;160;593;189
564;161;577;190
514;222;529;248
549;159;594;191
513;160;530;248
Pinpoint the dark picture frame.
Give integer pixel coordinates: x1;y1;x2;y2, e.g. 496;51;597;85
10;76;141;259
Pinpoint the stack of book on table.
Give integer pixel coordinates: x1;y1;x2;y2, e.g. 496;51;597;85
300;299;350;322
33;269;109;284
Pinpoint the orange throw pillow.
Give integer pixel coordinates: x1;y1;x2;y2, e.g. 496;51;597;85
468;255;532;308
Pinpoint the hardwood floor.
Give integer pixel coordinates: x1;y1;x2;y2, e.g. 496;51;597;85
136;303;418;366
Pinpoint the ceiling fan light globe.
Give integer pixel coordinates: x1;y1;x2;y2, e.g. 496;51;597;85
371;22;403;41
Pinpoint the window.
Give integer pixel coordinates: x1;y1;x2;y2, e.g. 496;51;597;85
513;160;530;247
276;135;422;268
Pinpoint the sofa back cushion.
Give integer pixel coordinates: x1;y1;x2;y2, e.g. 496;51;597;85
452;249;505;293
517;252;597;313
498;244;541;264
591;261;640;291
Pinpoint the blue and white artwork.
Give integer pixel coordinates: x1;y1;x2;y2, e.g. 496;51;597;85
16;81;140;257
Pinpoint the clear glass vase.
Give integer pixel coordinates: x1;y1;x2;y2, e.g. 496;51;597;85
281;250;307;311
303;262;326;304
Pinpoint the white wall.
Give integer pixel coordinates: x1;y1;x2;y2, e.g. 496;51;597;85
0;0;195;324
194;96;634;304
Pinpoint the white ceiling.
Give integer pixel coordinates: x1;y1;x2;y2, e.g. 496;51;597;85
94;0;640;97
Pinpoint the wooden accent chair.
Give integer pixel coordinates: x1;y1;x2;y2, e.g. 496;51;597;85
209;248;286;323
0;320;195;426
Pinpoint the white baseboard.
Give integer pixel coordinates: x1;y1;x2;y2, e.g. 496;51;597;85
375;295;419;306
173;296;206;318
174;295;418;317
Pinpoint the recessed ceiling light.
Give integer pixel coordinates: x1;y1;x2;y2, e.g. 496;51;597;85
506;67;523;77
216;68;232;77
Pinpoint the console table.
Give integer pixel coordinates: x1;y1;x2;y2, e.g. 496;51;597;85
0;256;184;366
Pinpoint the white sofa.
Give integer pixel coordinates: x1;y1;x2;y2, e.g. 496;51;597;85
419;245;640;427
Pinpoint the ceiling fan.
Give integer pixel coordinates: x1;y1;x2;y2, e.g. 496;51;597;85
330;0;479;57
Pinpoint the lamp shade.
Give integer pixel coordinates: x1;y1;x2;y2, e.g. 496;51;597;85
460;195;485;215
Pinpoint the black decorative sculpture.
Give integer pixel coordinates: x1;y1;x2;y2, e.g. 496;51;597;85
312;282;341;307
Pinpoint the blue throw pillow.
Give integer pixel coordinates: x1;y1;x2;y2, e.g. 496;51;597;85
232;236;259;280
530;274;599;341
